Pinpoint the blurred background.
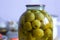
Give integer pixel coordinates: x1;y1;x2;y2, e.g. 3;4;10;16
0;0;60;40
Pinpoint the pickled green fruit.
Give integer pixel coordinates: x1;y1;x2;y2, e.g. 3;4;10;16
18;27;25;40
41;37;48;40
35;11;44;21
18;27;23;37
25;12;35;22
26;33;36;40
45;23;53;30
41;23;52;30
31;10;36;13
32;20;41;29
49;23;53;30
40;10;53;21
48;37;52;40
32;29;44;38
48;36;53;40
40;10;53;27
20;16;25;25
44;29;52;37
23;22;32;31
27;10;31;13
41;24;45;30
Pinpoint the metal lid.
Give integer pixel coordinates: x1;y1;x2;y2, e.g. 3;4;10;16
26;4;45;7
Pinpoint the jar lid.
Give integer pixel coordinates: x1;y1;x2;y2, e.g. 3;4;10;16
26;4;45;10
26;4;45;7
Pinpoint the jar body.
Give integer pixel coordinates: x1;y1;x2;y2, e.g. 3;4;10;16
18;5;53;40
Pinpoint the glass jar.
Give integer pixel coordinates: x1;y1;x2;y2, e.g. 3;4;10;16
18;5;53;40
0;22;7;35
52;15;58;40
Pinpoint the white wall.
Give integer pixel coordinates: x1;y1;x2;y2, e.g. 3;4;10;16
0;0;59;21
